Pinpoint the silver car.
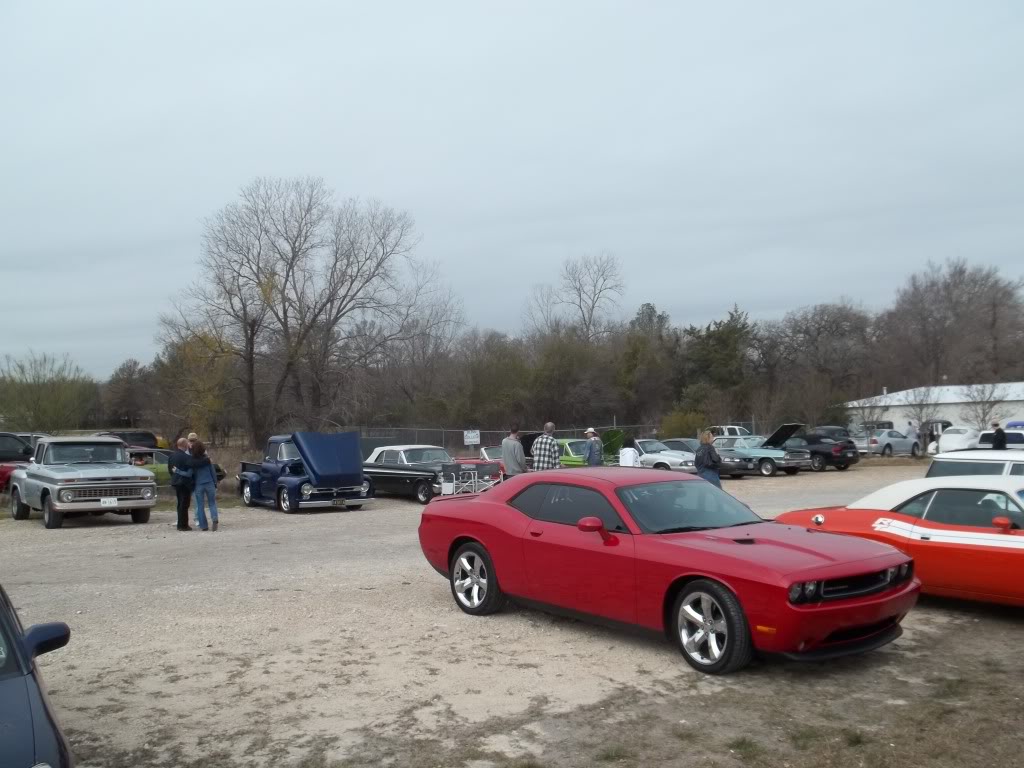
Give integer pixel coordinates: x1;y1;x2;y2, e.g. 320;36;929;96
634;439;696;472
10;437;157;529
865;429;921;457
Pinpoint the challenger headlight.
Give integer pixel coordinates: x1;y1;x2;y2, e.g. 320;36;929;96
301;483;314;497
788;584;803;603
59;490;75;503
142;487;154;499
898;562;910;580
885;566;897;583
361;480;370;497
803;581;818;599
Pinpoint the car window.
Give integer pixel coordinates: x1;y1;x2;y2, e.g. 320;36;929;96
404;448;453;463
278;442;300;461
718;438;738;449
926;460;1006;478
534;484;628;532
893;492;933;519
379;450;399;464
638;440;670;453
565;440;587;455
924;489;1024;528
944;428;966;435
0;435;27;460
1011;464;1024;477
508;483;551;517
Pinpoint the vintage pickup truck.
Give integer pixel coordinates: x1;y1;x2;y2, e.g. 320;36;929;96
9;437;157;529
238;431;372;512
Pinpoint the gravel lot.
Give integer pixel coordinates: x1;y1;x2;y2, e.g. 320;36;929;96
2;463;1021;768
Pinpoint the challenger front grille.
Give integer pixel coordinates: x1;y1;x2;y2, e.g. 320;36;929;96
821;570;891;601
72;487;145;500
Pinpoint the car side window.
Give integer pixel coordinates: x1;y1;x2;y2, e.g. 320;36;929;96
536;484;629;533
380;450;399;464
893;492;933;519
509;484;551;517
0;436;25;460
1011;464;1024;477
924;489;1019;528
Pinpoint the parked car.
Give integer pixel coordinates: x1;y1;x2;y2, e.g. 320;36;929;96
926;450;1024;478
364;444;453;504
10;437;157;529
709;425;751;437
658;437;754;477
14;432;49;449
633;439;697;472
786;434;860;472
0;585;73;767
807;426;852;440
777;476;1024;606
713;424;811;477
662;437;699;454
0;433;33;492
978;429;1024;450
861;429;921;457
93;430;166;449
239;432;372;512
419;469;918;674
937;426;981;453
557;432;622;468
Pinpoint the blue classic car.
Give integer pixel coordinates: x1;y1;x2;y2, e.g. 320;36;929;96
238;431;373;512
0;585;73;768
713;423;812;477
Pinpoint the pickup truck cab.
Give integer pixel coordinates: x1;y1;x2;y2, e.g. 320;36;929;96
238;431;371;512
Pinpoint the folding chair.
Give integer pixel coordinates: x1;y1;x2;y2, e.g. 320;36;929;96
472;462;502;492
441;463;479;495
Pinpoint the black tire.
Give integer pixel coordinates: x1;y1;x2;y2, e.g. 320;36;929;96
347;505;362;511
836;464;850;471
654;463;671;471
671;579;753;675
758;459;777;477
882;445;893;457
415;480;433;505
730;474;743;480
131;509;150;524
449;542;505;616
42;496;64;529
810;455;826;472
278;488;295;514
241;481;255;507
910;443;920;457
11;488;30;520
782;468;799;476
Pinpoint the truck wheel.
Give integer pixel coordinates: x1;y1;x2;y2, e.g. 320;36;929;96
42;496;64;529
758;459;777;477
278;488;294;513
131;509;150;524
241;481;254;507
11;488;30;520
414;480;433;505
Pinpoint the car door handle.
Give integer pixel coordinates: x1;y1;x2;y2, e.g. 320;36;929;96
919;535;930;541
529;530;543;537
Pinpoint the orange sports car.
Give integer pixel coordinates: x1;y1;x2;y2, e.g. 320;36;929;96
776;476;1024;607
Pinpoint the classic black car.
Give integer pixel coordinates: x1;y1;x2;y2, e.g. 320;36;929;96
786;433;860;471
0;585;73;767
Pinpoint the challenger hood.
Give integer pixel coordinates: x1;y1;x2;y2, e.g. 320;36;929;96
292;431;363;488
656;521;900;577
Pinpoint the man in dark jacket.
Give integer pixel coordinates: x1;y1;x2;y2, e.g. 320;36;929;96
991;421;1008;451
167;438;194;531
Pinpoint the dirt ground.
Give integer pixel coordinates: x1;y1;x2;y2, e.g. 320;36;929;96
2;463;1021;768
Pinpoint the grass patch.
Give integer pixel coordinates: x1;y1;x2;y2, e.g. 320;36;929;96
672;725;698;742
930;676;969;699
842;729;868;747
596;744;632;762
788;725;825;751
726;737;763;760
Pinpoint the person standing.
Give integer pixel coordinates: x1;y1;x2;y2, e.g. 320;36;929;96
189;440;220;531
583;428;603;466
619;436;641;467
532;422;560;471
694;430;723;488
502;425;528;477
906;421;918;447
167;438;194;531
991;421;1008;450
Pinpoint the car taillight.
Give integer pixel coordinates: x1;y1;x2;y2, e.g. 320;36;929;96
831;445;842;455
870;438;878;445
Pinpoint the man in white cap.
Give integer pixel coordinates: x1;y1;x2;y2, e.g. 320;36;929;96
583;427;603;466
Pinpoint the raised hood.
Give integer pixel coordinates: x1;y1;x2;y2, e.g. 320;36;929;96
761;423;805;449
292;431;363;488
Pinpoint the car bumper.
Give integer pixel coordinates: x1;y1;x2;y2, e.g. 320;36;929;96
52;498;156;513
720;461;757;474
298;497;373;509
749;579;920;657
776;458;811;470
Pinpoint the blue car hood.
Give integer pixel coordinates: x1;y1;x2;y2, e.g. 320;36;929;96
0;675;34;768
291;431;363;488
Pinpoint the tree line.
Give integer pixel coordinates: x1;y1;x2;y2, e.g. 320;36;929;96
3;177;1022;445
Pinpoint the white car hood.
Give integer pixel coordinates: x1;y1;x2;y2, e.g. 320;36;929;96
33;464;155;482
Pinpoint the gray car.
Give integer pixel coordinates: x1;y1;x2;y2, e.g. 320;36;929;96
864;429;921;457
10;437;157;529
634;439;696;472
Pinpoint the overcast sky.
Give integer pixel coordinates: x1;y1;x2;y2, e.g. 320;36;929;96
3;1;1023;376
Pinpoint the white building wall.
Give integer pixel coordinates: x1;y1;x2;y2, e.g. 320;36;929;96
852;401;1024;430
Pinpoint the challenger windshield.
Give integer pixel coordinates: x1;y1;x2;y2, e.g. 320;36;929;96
616;480;762;533
44;443;128;465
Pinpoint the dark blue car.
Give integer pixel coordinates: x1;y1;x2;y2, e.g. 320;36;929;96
0;586;73;767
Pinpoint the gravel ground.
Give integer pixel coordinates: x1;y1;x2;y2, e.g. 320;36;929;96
2;463;1021;768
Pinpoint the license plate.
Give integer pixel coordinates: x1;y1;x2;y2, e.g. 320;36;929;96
845;451;855;457
100;497;118;508
332;499;346;507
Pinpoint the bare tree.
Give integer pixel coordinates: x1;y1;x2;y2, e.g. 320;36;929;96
559;251;624;342
523;284;563;335
898;386;940;430
958;383;1009;430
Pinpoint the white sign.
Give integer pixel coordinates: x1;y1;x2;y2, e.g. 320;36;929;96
463;430;480;446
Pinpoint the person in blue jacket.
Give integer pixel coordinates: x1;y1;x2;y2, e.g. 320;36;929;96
189;440;220;531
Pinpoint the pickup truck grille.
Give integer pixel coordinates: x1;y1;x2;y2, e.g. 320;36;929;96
73;487;145;500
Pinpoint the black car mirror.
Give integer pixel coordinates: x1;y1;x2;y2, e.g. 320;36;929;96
23;622;71;658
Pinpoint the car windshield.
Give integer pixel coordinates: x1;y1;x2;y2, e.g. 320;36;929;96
616;480;762;533
565;440;588;455
44;443;128;465
734;438;764;450
280;442;301;461
482;447;501;460
639;440;671;453
404;448;452;463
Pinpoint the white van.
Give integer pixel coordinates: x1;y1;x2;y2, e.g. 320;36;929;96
977;430;1024;450
927;450;1024;479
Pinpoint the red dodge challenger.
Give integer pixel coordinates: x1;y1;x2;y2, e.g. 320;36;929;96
418;468;919;674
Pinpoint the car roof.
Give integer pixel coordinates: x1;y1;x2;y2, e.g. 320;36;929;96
518;467;699;486
851;475;1024;509
376;444;443;451
38;436;126;445
933;450;1023;461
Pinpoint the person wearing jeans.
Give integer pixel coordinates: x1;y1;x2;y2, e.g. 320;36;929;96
168;438;194;531
189;440;220;531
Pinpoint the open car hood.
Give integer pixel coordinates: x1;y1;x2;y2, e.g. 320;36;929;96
292;431;363;488
761;423;805;449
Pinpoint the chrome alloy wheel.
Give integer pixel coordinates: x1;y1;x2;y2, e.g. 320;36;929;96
242;482;252;505
677;591;729;666
452;551;489;609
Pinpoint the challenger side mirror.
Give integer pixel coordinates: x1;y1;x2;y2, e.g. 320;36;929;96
992;516;1012;533
577;516;612;542
23;622;71;658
